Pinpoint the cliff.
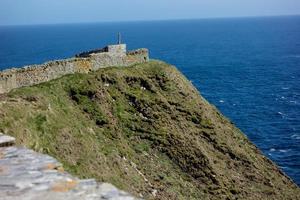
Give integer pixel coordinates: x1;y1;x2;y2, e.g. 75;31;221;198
0;60;299;199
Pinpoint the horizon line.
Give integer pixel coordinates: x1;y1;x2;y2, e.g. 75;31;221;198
1;14;300;27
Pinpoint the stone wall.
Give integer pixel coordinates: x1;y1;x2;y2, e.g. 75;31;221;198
127;48;149;62
0;133;139;200
0;45;149;94
107;44;127;54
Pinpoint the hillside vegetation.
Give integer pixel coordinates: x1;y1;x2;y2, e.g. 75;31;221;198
0;61;299;199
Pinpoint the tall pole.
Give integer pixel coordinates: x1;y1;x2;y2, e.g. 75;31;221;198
118;32;121;44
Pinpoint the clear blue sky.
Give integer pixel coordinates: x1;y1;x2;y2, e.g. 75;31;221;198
1;0;300;25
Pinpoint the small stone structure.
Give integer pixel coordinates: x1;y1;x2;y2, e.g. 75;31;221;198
0;133;139;200
0;44;149;94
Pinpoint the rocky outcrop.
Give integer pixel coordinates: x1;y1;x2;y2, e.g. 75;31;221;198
0;133;138;200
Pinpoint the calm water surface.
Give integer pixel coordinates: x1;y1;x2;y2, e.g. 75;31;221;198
0;16;299;185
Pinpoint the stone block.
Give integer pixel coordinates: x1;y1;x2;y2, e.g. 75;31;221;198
0;133;15;147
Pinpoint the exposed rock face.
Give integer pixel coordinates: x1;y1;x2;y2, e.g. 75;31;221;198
0;134;138;200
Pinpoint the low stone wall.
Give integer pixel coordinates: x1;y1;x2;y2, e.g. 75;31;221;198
0;48;149;94
127;48;149;62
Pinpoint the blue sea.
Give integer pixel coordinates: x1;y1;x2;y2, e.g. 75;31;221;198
0;16;300;185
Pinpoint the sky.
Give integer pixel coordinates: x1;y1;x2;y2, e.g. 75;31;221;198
0;0;300;25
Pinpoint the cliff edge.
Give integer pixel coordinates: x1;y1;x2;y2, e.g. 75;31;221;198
0;60;299;199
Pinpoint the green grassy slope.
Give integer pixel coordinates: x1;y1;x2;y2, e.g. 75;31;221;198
0;61;299;199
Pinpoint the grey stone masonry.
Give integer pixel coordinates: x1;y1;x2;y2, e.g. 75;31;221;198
0;44;149;94
0;133;15;147
0;133;140;200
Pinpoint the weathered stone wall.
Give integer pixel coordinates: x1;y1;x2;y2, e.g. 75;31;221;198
0;133;139;200
107;44;127;54
127;48;149;63
75;44;126;58
0;46;149;94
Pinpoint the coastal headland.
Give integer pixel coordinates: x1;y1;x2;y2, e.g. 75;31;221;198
0;44;299;199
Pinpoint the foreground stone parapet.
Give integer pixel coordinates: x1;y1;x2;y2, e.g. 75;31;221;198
0;135;138;200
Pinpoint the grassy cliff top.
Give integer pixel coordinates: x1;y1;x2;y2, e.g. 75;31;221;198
0;61;299;199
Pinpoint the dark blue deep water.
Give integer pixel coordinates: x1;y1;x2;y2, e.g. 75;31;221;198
0;16;300;185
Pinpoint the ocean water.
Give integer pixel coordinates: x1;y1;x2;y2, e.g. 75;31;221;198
0;16;299;185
